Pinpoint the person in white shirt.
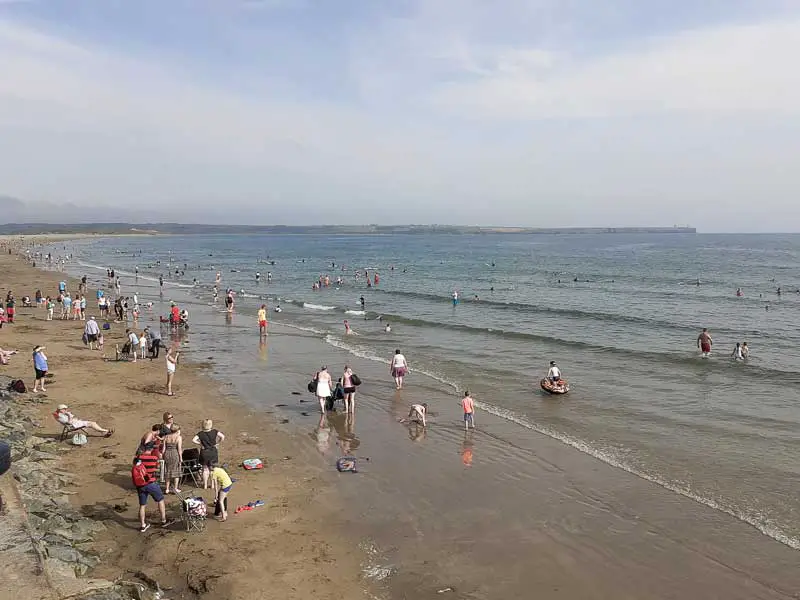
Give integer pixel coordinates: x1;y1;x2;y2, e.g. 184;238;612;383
126;329;140;363
390;349;409;390
408;403;427;426
84;316;101;350
546;361;562;382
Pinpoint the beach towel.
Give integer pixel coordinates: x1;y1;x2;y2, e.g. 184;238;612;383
242;458;263;470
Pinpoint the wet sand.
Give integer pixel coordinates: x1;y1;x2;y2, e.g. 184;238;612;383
0;249;368;600
222;328;800;600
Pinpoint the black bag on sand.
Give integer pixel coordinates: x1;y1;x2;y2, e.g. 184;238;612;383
351;374;362;387
325;395;336;412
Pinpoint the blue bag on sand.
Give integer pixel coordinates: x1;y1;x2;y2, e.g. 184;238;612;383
336;457;357;473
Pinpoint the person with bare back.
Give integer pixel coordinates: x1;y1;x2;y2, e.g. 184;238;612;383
697;328;713;358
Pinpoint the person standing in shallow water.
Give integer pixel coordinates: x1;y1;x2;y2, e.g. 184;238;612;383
697;328;713;358
390;349;408;390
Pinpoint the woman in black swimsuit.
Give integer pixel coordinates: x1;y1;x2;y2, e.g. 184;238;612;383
192;419;225;489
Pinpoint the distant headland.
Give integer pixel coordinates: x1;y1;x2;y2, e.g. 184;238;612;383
0;223;697;235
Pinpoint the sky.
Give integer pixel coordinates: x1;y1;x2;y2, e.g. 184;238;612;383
1;0;800;230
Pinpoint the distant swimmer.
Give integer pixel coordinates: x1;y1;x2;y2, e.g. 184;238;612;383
696;279;701;287
731;342;744;361
697;328;713;357
267;272;272;283
256;272;261;283
736;288;743;297
777;287;782;296
384;323;391;333
359;295;365;312
452;290;459;306
490;286;494;292
742;342;749;359
344;319;353;335
473;294;479;301
274;305;282;313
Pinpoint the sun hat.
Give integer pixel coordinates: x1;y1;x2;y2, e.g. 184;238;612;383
57;404;68;410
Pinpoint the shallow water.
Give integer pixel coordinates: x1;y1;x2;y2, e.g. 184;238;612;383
42;233;800;564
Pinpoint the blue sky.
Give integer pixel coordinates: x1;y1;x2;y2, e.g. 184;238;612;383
1;0;800;230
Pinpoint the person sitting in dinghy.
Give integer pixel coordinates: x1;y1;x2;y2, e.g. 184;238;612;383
546;361;562;383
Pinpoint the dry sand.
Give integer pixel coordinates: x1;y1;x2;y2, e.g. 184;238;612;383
0;248;369;599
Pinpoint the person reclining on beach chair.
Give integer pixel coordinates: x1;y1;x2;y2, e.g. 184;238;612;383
54;404;113;440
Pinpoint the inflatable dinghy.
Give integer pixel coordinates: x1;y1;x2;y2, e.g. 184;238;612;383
540;378;570;395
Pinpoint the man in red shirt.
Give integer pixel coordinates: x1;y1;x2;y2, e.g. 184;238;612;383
131;456;166;532
170;302;180;327
135;446;162;481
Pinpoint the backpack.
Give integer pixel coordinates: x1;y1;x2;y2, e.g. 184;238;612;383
8;379;26;393
336;457;358;473
131;462;150;488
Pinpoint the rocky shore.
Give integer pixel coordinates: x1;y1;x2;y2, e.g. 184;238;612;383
1;375;163;600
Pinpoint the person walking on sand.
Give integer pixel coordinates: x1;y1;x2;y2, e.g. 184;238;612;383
258;304;268;338
315;366;333;414
131;456;166;533
162;423;183;494
390;349;408;390
209;462;233;522
32;345;48;392
166;346;179;396
46;296;54;321
84;316;101;350
461;391;475;430
697;328;713;358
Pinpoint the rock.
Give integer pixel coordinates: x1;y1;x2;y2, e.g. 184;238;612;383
45;557;77;580
47;544;82;563
100;451;117;459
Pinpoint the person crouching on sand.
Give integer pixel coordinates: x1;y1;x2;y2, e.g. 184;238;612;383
408;403;427;426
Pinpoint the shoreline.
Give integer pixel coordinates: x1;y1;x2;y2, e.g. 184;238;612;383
0;247;371;599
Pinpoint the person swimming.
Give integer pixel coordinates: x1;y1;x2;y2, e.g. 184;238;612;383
731;342;744;360
384;323;391;333
452;290;459;306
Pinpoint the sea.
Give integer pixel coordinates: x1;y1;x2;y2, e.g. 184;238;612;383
41;232;800;598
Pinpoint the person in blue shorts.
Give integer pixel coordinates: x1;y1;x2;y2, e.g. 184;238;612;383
131;457;166;532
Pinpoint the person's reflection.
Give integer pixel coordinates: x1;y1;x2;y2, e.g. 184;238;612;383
225;311;233;325
258;338;268;363
408;422;426;442
331;412;360;456
461;431;474;466
313;413;331;455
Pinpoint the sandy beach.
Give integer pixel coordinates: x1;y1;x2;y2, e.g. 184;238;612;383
0;246;368;600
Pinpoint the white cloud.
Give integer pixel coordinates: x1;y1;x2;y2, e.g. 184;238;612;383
427;20;800;119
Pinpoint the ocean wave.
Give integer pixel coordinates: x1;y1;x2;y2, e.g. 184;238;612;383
476;400;800;551
364;311;800;381
304;303;336;311
372;288;767;336
276;322;327;335
345;310;366;315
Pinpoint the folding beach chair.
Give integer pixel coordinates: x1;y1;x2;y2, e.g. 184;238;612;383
176;490;207;532
180;448;203;488
53;412;88;442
